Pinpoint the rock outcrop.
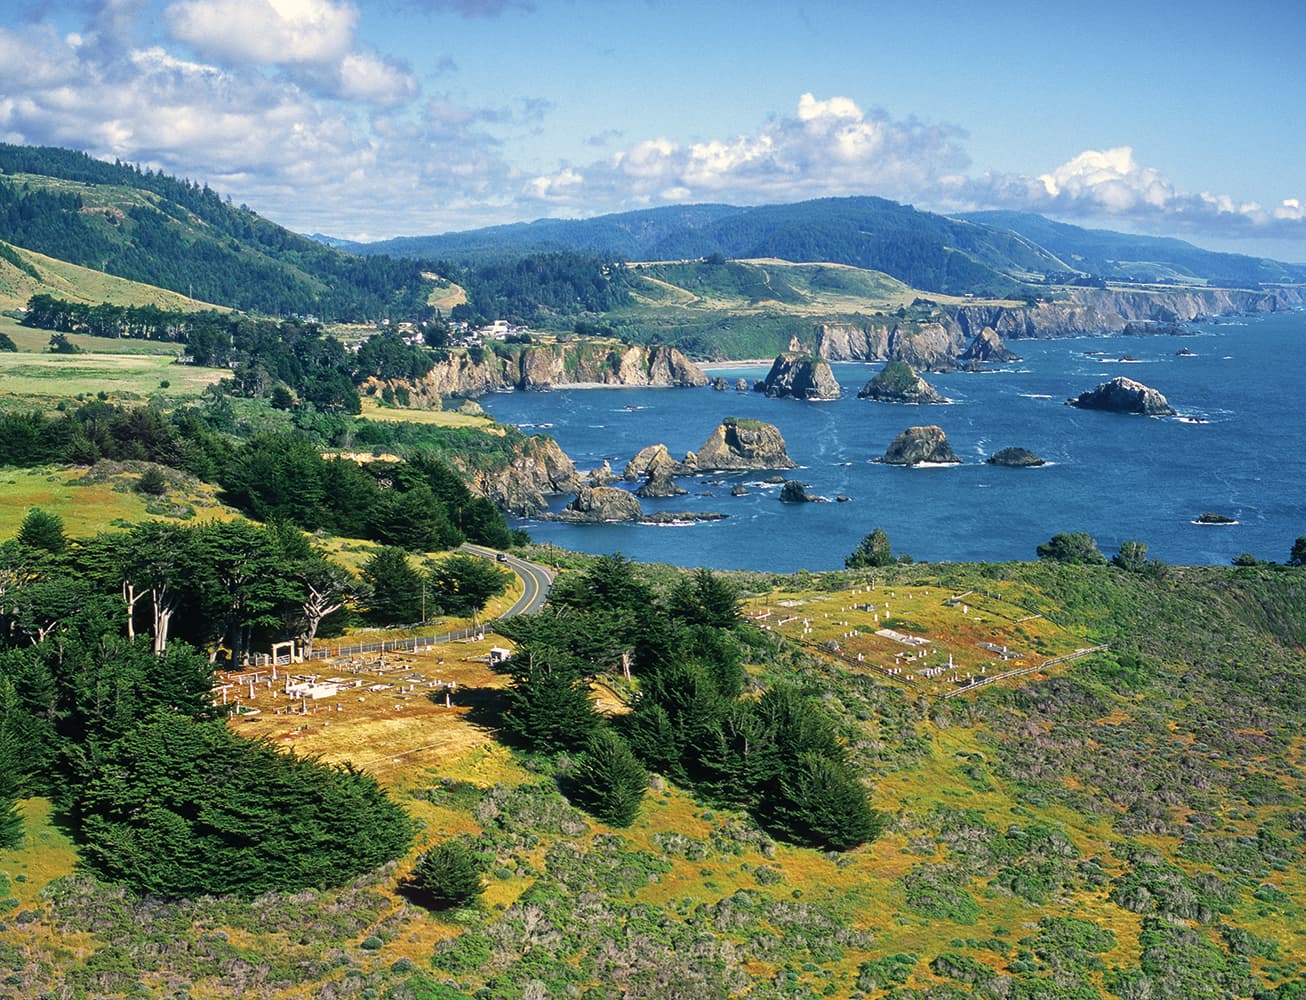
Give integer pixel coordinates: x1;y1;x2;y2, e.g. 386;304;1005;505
757;352;842;400
779;480;817;503
879;426;961;466
959;327;1019;363
1067;376;1176;416
987;447;1045;467
818;320;960;371
857;361;946;404
694;418;796;471
584;461;617;487
623;443;691;481
635;466;687;498
467;435;580;515
547;486;642;523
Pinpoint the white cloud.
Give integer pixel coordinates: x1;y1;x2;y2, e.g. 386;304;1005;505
164;0;357;66
525;93;969;209
953;146;1306;241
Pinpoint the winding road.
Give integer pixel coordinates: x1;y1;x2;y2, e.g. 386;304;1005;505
459;544;555;620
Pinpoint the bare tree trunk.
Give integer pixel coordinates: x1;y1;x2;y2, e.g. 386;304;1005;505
121;581;145;640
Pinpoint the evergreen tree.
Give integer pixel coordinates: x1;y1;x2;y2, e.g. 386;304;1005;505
426;553;510;618
846;528;894;569
1289;536;1306;567
0;679;25;849
406;838;485;908
667;568;740;630
16;507;66;555
568;729;648;827
500;653;601;754
1037;532;1107;565
77;712;412;898
362;546;425;624
768;752;884;851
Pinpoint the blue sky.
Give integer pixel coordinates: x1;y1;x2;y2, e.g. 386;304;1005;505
2;0;1303;260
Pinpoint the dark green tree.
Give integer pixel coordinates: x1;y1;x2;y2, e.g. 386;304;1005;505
1036;532;1107;565
406;838;485;908
0;331;17;352
135;465;168;496
846;528;894;568
76;712;412;898
1112;540;1151;572
0;679;24;849
1289;536;1306;567
16;507;66;555
568;729;648;827
362;546;424;624
769;752;884;851
426;553;510;618
48;332;81;353
667;568;740;630
499;653;602;754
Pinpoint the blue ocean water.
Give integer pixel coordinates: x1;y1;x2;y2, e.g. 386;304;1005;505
481;312;1306;571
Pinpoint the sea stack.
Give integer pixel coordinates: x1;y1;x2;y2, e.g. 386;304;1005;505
1067;376;1176;415
879;425;961;466
987;447;1045;467
959;327;1020;364
550;486;642;523
757;352;842;400
695;417;797;471
857;360;946;404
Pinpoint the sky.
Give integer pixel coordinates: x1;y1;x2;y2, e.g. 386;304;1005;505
1;0;1304;260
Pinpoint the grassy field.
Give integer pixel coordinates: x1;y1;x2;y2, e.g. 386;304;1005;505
357;397;499;429
0;349;226;404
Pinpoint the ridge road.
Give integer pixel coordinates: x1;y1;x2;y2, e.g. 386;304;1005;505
459;543;554;620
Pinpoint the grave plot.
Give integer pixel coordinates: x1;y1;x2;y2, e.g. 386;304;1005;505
748;581;1094;699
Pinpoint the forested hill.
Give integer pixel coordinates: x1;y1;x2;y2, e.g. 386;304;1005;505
352;195;1306;297
352;197;1058;297
0;144;431;321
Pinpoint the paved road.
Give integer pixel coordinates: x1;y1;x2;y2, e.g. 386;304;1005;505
459;544;555;620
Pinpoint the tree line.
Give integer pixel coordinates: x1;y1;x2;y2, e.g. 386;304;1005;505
0;508;416;890
493;555;884;851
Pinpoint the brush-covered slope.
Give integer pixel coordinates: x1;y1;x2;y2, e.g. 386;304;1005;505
0;144;431;320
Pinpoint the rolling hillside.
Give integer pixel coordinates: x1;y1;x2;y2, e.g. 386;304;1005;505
0;144;433;321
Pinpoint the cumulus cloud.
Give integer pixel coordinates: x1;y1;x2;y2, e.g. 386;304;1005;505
954;146;1306;241
164;0;357;66
524;92;970;209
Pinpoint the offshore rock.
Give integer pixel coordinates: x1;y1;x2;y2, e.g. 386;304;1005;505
959;326;1020;363
1067;376;1176;415
879;425;961;466
623;443;688;481
695;418;797;471
584;461;617;487
857;361;946;404
635;466;688;498
547;486;642;523
757;352;842;399
987;447;1045;467
779;480;817;503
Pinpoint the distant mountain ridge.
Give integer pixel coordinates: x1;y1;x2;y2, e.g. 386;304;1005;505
352;196;1306;296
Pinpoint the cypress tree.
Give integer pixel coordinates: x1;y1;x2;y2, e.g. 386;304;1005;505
0;681;24;850
568;729;648;827
407;838;485;908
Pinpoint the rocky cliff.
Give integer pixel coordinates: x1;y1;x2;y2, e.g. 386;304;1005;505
815;286;1306;369
383;342;708;402
959;327;1020;363
466;435;580;515
694;418;797;471
757;352;842;399
879;425;961;466
1067;376;1176;416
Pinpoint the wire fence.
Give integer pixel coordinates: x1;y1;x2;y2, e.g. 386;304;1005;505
302;626;486;661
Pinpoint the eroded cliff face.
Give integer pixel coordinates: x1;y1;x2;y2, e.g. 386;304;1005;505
393;342;708;400
465;435;580;516
816;286;1306;368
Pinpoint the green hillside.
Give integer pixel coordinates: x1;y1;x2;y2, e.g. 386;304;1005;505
0;145;433;321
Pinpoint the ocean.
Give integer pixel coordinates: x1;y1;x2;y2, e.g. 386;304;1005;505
480;311;1306;572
